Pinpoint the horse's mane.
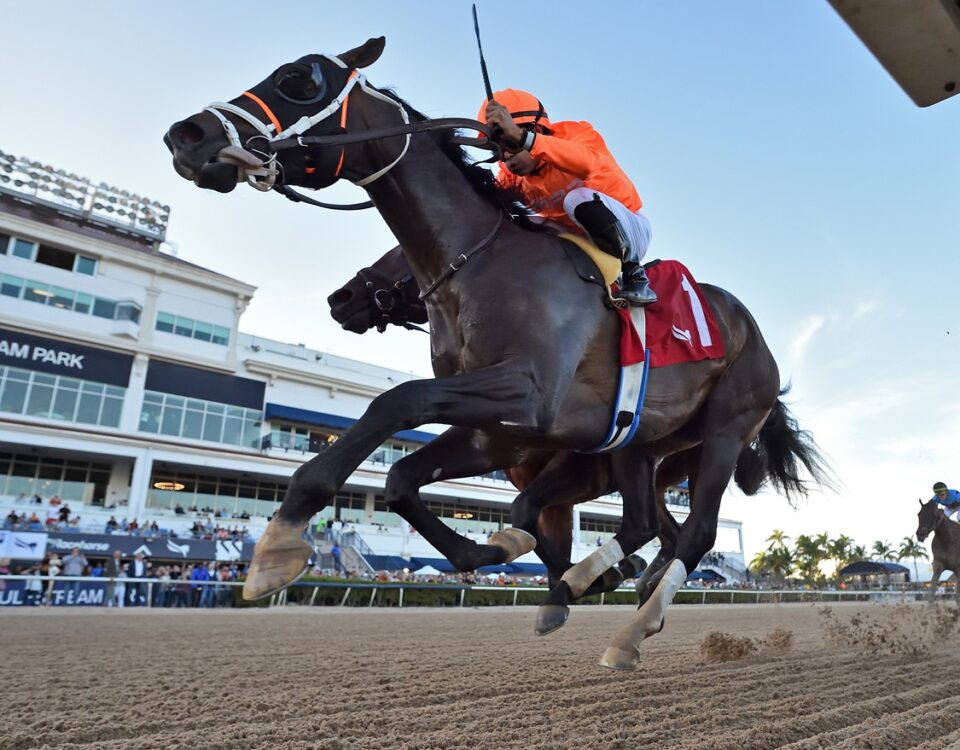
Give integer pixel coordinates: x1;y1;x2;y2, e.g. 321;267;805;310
384;91;546;233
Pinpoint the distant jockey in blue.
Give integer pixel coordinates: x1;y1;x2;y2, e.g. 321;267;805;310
931;481;960;522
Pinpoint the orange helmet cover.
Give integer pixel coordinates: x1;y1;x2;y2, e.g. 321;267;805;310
477;88;551;129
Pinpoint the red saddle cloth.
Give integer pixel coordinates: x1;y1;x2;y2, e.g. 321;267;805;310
616;260;725;367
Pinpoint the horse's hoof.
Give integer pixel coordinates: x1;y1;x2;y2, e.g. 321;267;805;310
535;604;570;636
242;520;313;601
599;646;640;671
488;528;536;562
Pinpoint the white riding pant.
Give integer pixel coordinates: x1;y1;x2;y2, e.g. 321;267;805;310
562;187;652;266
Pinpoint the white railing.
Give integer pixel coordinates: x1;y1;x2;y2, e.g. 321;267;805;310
0;574;944;609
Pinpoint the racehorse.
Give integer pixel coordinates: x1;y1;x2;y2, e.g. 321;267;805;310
327;244;800;602
917;498;960;601
164;38;829;669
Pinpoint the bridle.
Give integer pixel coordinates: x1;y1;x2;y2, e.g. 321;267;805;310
355;267;427;333
203;53;499;210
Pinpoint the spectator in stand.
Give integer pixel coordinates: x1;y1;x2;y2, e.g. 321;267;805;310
190;561;211;606
61;547;88;602
33;493;43;504
67;516;81;530
172;568;193;607
49;495;61;508
174;503;185;515
89;560;104;577
127;519;139;535
4;510;17;529
126;552;147;606
26;512;43;531
58;504;71;523
24;563;43;605
331;542;342;572
105;516;119;534
147;520;160;536
45;505;59;528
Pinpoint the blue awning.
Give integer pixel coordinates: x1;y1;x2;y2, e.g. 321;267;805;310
839;560;909;576
411;556;457;572
508;561;547;576
264;403;438;444
688;568;726;581
364;554;412;571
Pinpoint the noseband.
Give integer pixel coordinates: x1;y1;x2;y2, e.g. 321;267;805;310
355;267;426;333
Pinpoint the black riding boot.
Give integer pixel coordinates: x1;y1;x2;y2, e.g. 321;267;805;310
573;194;657;306
620;262;658;306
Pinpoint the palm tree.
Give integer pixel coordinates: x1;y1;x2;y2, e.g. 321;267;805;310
766;546;793;583
897;537;929;583
793;534;822;584
827;534;854;577
850;544;867;561
749;550;771;578
872;540;896;562
766;529;790;551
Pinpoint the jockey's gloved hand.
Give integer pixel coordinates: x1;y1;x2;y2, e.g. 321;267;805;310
484;101;523;149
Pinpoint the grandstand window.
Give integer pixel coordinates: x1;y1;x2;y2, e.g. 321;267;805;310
0;233;9;254
146;468;287;518
35;244;75;271
0;452;112;505
0;274;23;297
0;269;137;321
155;311;230;346
74;256;97;275
139;390;261;447
11;238;36;260
0;366;123;427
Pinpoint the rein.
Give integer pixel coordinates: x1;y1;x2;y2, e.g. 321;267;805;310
419;212;503;301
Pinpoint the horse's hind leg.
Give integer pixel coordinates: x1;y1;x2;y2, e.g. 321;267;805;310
600;381;774;669
383;427;534;570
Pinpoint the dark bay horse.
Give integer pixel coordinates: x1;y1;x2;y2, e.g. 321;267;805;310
164;38;828;668
327;244;810;609
917;499;960;601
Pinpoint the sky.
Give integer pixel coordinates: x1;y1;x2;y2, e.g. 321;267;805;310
2;1;958;562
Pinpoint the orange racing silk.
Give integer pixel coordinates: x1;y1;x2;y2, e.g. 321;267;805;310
495;120;642;231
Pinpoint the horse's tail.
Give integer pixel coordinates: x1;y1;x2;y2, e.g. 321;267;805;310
733;387;834;506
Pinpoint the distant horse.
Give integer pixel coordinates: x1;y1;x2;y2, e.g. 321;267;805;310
164;38;828;668
917;499;960;601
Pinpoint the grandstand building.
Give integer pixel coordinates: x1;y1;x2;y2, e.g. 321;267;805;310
0;149;746;578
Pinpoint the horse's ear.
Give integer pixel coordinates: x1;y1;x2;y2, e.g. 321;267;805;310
920;498;925;507
337;37;385;69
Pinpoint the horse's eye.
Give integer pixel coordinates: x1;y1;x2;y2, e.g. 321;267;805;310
273;62;327;104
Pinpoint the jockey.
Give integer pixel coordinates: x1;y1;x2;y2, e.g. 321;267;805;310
931;481;960;521
478;89;657;306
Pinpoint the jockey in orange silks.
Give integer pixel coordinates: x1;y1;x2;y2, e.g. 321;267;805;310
478;88;656;306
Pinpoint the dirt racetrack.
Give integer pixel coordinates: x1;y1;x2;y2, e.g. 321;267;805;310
5;602;960;749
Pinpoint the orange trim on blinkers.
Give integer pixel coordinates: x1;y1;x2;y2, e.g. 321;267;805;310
334;71;358;178
241;91;283;134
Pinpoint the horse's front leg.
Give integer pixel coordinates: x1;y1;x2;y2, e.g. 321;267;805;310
243;362;548;599
509;452;617;616
635;448;694;607
600;425;751;670
384;427;534;570
538;448;660;636
929;562;944;603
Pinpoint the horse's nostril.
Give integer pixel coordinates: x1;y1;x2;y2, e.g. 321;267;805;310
169;120;205;148
327;289;352;307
